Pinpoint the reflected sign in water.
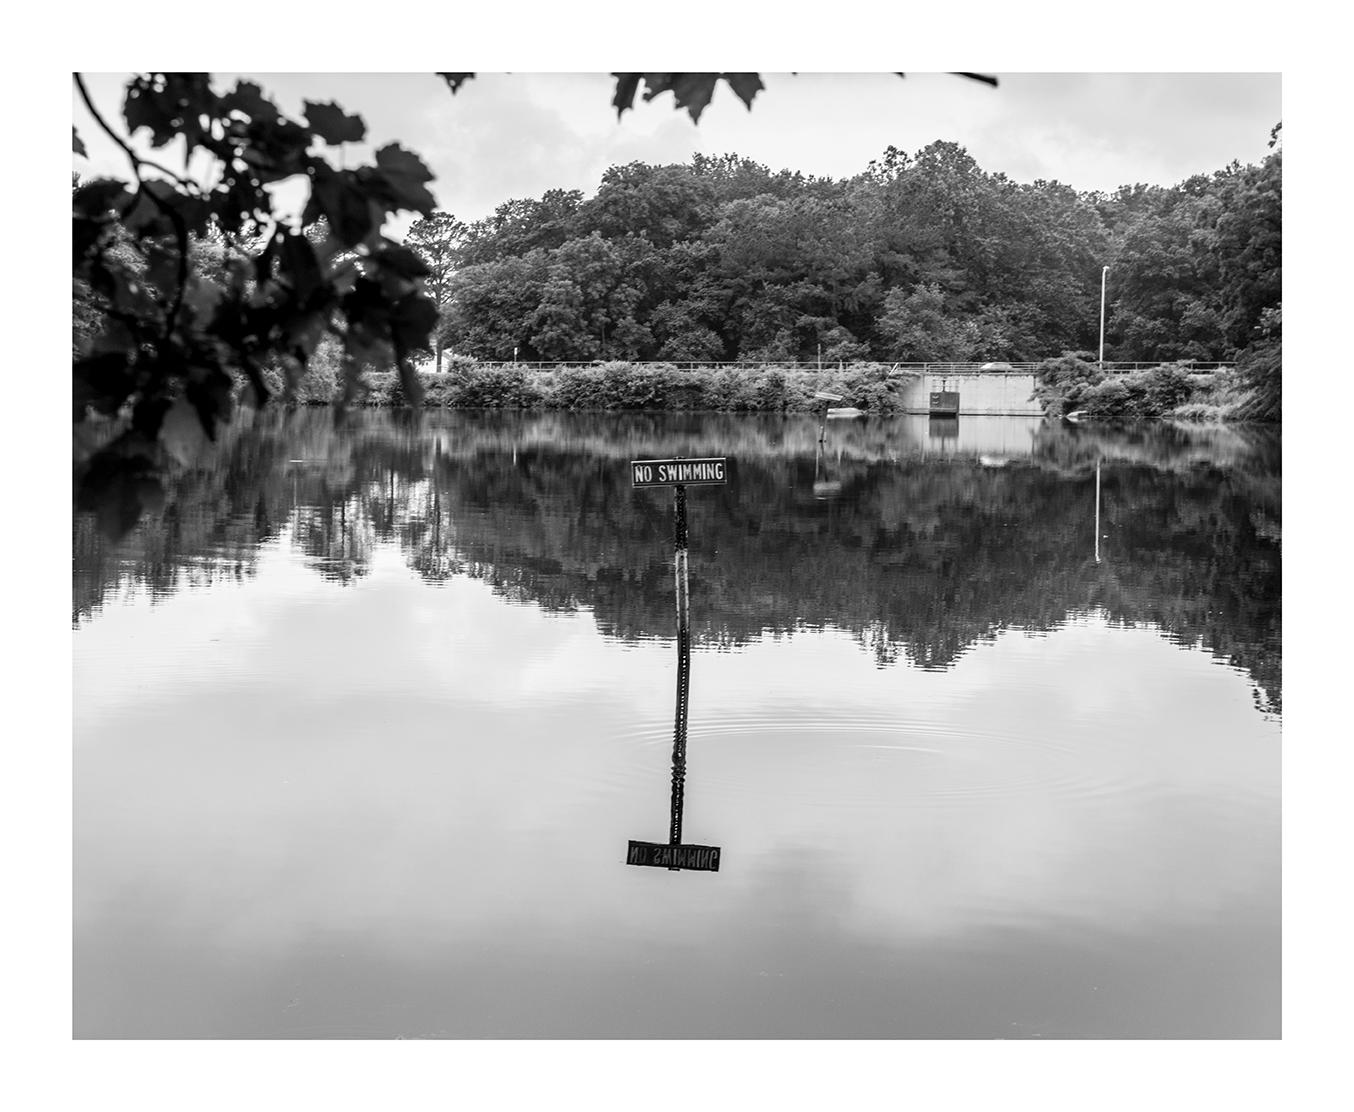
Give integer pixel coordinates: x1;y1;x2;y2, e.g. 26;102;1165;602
627;472;722;872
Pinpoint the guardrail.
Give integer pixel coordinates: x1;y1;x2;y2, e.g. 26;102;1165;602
436;359;1236;374
888;361;1236;374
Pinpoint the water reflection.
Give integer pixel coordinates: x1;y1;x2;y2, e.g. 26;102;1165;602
73;410;1282;713
812;440;843;500
627;483;722;873
928;413;959;452
73;410;1280;1037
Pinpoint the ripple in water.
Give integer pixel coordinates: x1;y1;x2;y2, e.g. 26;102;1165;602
610;704;1154;811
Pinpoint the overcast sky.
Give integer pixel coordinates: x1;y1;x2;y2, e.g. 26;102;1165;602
73;72;1281;228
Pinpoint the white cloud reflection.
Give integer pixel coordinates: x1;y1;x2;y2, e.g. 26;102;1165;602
74;539;1278;1035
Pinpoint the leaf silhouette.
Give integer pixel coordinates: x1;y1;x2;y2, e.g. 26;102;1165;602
371;144;437;215
611;73;642;118
611;73;766;122
304;100;367;145
723;74;765;109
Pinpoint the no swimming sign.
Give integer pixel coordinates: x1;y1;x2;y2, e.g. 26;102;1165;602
630;458;728;488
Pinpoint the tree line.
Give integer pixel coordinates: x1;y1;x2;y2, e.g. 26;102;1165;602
408;137;1281;369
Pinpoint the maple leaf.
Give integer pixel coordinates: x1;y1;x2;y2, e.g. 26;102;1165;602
305;100;366;145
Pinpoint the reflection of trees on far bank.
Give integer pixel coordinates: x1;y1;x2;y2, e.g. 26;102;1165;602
73;410;1280;712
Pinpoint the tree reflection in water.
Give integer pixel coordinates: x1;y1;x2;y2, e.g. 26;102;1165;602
73;409;1281;713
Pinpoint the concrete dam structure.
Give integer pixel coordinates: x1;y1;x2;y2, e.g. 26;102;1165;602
888;369;1044;416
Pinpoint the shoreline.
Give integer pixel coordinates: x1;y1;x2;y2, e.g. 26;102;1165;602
260;360;1273;424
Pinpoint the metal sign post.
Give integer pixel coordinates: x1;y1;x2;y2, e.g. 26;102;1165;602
626;458;726;873
670;481;690;851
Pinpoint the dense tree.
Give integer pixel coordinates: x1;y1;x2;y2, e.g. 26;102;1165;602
444;252;550;360
1212;151;1282;350
404;211;467;370
457;189;584;267
436;135;1279;372
1109;182;1228;360
1103;144;1280;364
574;163;716;247
1233;304;1281;421
878;282;980;361
689;152;814;201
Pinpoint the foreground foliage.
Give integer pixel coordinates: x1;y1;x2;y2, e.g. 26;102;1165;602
72;73;451;535
75;72;938;536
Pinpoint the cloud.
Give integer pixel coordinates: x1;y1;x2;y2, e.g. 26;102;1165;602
73;72;1282;225
412;76;703;219
412;76;596;217
969;73;1281;190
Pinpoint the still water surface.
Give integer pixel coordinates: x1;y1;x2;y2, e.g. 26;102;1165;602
73;410;1280;1038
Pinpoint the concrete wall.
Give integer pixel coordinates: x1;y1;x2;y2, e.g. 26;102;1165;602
891;371;1043;416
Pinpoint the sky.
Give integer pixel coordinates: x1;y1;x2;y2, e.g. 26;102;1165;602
72;72;1282;229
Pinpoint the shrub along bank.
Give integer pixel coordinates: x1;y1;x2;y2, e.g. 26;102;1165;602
251;348;1271;421
270;359;911;414
1032;353;1261;421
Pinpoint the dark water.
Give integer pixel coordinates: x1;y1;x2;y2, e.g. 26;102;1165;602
73;409;1281;1038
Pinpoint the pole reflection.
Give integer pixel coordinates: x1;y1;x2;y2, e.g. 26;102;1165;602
627;482;721;873
1095;458;1101;564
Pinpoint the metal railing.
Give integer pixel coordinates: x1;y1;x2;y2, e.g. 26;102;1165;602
431;359;1236;375
1098;361;1236;372
889;361;1236;375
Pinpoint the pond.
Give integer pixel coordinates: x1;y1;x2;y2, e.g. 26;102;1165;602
72;409;1281;1038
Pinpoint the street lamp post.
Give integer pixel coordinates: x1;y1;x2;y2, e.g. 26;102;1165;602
1098;265;1109;368
1094;459;1101;564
